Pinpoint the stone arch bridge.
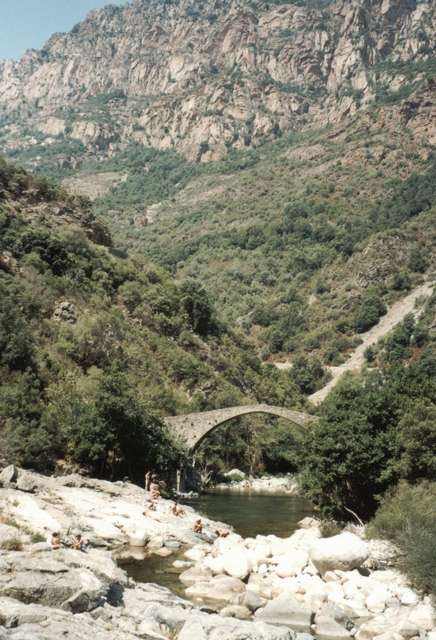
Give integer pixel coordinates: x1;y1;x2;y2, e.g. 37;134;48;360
164;404;316;450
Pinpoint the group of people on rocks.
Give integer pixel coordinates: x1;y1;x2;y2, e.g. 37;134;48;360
49;473;229;552
144;471;230;540
50;531;88;552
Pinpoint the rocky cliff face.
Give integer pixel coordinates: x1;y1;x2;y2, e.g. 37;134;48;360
0;0;435;163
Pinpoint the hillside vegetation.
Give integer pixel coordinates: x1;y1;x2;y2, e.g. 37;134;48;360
76;88;436;372
0;158;303;481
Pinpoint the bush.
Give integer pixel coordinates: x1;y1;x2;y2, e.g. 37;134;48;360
353;291;387;333
0;538;23;551
319;520;342;538
368;482;436;596
289;355;330;394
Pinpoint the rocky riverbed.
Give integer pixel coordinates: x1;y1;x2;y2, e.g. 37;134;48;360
0;466;434;640
211;472;300;495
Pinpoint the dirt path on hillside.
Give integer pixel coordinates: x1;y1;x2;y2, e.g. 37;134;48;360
306;281;434;405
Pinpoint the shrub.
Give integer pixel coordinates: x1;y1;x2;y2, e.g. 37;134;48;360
0;538;23;551
319;520;342;538
289;355;330;394
353;291;387;333
368;482;436;596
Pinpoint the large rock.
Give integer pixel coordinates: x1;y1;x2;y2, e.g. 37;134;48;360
310;533;369;574
185;575;246;603
179;565;212;586
240;589;264;612
275;551;309;577
220;604;252;620
405;603;435;632
0;550;126;613
0;465;18;487
16;472;40;493
255;593;313;632
0;566;104;612
178;611;297;640
0;598;138;640
128;530;149;547
221;549;253;580
313;614;353;640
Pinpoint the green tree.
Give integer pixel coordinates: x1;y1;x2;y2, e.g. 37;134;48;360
300;373;401;519
398;400;436;481
0;281;34;370
0;373;62;471
289;355;329;394
179;279;218;336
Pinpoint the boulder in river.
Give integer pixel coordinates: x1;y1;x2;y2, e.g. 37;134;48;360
310;533;369;574
179;565;213;586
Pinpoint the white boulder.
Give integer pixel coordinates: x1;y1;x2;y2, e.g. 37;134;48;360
204;555;225;575
314;613;353;640
397;587;418;607
221;550;253;580
275;550;309;578
310;533;369;574
128;530;149;547
406;603;435;631
184;546;207;562
255;593;313;632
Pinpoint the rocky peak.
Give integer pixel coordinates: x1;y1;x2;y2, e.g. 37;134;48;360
0;0;435;163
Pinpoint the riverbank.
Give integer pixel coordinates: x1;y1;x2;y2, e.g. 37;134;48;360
0;466;306;640
211;472;300;496
0;467;434;639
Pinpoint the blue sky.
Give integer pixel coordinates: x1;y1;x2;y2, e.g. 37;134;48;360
0;0;129;60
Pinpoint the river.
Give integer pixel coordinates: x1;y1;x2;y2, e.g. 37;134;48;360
124;492;314;597
187;493;314;538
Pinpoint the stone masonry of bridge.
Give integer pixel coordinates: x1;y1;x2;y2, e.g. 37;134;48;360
164;404;316;450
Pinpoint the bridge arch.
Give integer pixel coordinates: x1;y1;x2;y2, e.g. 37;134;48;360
164;404;316;451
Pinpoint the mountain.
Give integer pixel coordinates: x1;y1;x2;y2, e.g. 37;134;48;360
1;0;435;365
1;0;435;165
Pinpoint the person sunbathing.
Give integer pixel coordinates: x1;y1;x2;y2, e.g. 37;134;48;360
193;519;203;534
50;532;62;550
149;474;161;501
71;533;87;552
170;503;186;517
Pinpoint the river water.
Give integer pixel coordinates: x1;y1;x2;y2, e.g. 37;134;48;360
124;492;314;596
187;492;314;538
